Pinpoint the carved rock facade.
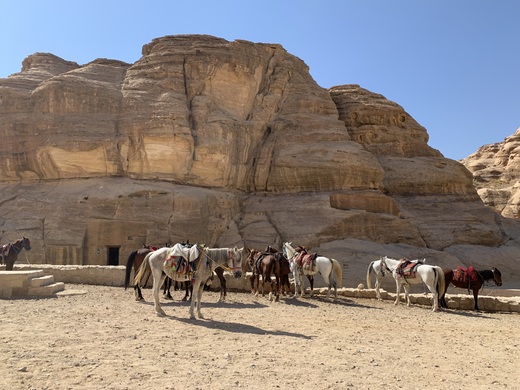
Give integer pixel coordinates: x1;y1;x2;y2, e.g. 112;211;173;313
1;35;519;287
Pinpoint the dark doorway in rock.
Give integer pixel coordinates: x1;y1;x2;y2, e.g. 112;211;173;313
107;246;120;266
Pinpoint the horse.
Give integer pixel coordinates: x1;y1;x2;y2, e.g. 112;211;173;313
366;256;426;300
0;237;31;270
277;251;292;295
380;256;445;312
248;249;280;301
134;244;244;318
264;245;292;296
282;242;343;301
440;266;502;311
124;246;154;301
125;244;191;302
366;257;390;301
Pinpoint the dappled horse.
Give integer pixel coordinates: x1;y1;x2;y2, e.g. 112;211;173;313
440;266;502;311
248;249;280;301
283;242;343;301
0;237;31;270
380;256;445;312
134;244;244;318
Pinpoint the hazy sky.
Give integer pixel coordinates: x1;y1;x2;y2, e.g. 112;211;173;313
1;1;518;160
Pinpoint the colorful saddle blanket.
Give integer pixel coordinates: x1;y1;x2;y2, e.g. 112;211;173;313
162;243;201;280
164;256;195;280
396;259;423;279
453;266;478;285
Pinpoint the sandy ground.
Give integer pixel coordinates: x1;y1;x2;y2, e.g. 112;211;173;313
1;284;519;390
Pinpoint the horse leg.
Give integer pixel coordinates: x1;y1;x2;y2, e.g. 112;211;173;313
394;280;401;306
134;285;144;301
404;284;411;307
163;277;173;300
153;271;167;317
473;289;480;311
182;282;190;301
307;275;314;297
189;278;204;319
215;268;226;302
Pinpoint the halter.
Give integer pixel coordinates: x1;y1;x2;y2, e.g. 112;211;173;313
379;257;391;276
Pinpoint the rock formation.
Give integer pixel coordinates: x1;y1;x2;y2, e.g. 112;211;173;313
1;35;519;288
461;128;520;219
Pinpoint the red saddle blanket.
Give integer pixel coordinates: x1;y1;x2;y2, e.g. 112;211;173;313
453;266;478;284
294;251;317;272
396;259;420;279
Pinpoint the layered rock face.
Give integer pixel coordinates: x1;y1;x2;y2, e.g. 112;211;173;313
1;35;519;287
461;128;520;219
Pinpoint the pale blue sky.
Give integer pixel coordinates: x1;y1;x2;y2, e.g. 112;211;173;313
1;1;519;160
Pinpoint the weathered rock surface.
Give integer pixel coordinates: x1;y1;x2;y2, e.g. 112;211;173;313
461;128;520;219
1;35;519;288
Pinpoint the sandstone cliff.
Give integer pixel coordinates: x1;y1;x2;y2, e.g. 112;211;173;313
1;35;519;288
461;128;520;219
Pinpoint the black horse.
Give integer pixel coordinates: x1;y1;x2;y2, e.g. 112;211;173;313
0;237;31;270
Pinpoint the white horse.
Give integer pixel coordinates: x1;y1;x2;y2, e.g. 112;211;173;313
380;256;445;312
134;244;245;318
366;257;389;300
282;242;343;301
366;256;426;300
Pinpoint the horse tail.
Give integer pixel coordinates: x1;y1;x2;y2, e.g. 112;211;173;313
366;261;375;289
434;266;445;298
133;252;152;287
331;259;343;288
124;250;137;289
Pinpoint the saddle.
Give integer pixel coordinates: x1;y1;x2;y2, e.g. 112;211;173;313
294;249;317;272
396;258;423;279
163;243;200;279
453;266;478;285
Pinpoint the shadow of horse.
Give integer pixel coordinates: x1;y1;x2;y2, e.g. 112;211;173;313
166;317;314;339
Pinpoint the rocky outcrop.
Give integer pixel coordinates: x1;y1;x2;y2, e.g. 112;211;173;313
461;128;520;219
1;35;519;288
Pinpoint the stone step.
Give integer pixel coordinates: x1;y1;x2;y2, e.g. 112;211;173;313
30;274;55;287
27;282;65;296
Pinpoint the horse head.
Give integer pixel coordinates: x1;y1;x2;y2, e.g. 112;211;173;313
229;246;243;278
492;267;503;286
22;237;31;251
379;256;392;276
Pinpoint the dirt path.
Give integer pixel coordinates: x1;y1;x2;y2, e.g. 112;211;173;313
1;284;518;389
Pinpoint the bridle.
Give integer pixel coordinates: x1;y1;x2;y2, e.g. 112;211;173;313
380;257;391;277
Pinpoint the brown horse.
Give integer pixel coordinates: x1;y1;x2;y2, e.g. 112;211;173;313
124;246;154;301
265;246;292;296
440;267;502;311
248;249;280;301
0;237;31;270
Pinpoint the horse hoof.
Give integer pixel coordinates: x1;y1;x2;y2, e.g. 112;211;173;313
155;311;166;317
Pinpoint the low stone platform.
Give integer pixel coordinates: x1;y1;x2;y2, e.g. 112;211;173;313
0;270;65;298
